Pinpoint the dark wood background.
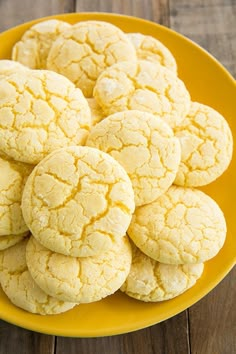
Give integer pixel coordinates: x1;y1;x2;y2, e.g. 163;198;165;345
0;1;235;353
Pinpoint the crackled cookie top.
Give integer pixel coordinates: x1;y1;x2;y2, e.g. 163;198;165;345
0;232;29;251
0;155;33;236
0;70;91;164
0;239;75;314
127;33;177;73
121;243;204;302
87;98;105;126
22;146;135;257
12;20;71;69
128;186;227;264
174;102;233;186
86;110;181;206
94;60;190;128
0;60;28;76
26;236;132;303
46;20;137;97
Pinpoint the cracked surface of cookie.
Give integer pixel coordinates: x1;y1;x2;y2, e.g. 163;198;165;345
128;186;227;264
87;98;105;126
0;60;28;77
93;60;190;128
174;102;233;186
0;232;29;251
127;33;177;73
0;155;33;236
26;236;132;303
46;20;137;97
22;146;135;257
12;20;71;69
0;238;76;314
86;110;181;206
120;243;204;301
0;70;91;164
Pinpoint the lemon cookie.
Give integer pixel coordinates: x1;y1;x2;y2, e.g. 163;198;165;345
86;110;181;206
0;70;91;164
12;20;71;69
26;236;131;303
0;232;28;251
128;186;227;264
0;238;75;314
0;60;28;76
22;146;135;257
47;20;137;97
94;60;190;128
121;243;204;301
127;33;177;73
87;98;105;126
174;102;233;186
0;155;33;236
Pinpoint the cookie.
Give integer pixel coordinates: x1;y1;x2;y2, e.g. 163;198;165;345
12;20;71;69
21;146;135;257
0;60;28;76
87;98;105;126
93;60;191;128
26;236;132;303
0;232;28;251
174;102;233;186
0;70;91;164
0;238;76;314
0;154;33;236
128;185;227;264
121;243;204;302
46;20;137;97
86;110;181;206
127;33;177;73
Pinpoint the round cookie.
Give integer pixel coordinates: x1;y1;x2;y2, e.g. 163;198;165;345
86;110;181;206
46;20;137;97
22;146;135;257
0;70;91;164
174;102;233;186
12;20;71;69
0;60;28;77
0;232;29;251
0;238;76;314
26;236;132;303
128;185;227;264
0;154;33;236
93;60;191;128
121;243;204;302
87;98;105;126
127;33;177;73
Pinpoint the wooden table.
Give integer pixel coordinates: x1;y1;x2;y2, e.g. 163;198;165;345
0;1;235;353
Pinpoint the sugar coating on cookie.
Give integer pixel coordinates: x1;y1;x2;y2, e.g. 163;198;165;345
0;155;33;236
12;20;71;69
0;239;75;314
22;146;135;257
94;60;190;128
0;70;91;164
128;186;227;264
0;60;28;77
46;20;137;97
127;33;177;73
174;102;233;186
26;236;132;303
87;98;105;126
86;110;181;206
0;232;29;251
121;243;204;301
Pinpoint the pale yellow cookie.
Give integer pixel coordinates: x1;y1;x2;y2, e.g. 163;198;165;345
0;232;29;251
0;155;33;236
127;33;177;73
0;60;28;76
0;238;76;314
94;60;190;128
26;236;132;303
12;20;71;69
47;20;137;97
22;146;135;257
87;98;105;126
174;102;233;186
128;186;227;264
121;243;204;302
0;70;91;164
86;110;181;206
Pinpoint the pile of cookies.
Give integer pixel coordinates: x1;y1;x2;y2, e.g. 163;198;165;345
0;19;233;314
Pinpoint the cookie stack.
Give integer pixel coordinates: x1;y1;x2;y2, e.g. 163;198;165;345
0;18;233;314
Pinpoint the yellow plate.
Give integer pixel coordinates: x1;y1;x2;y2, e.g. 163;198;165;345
0;12;235;337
